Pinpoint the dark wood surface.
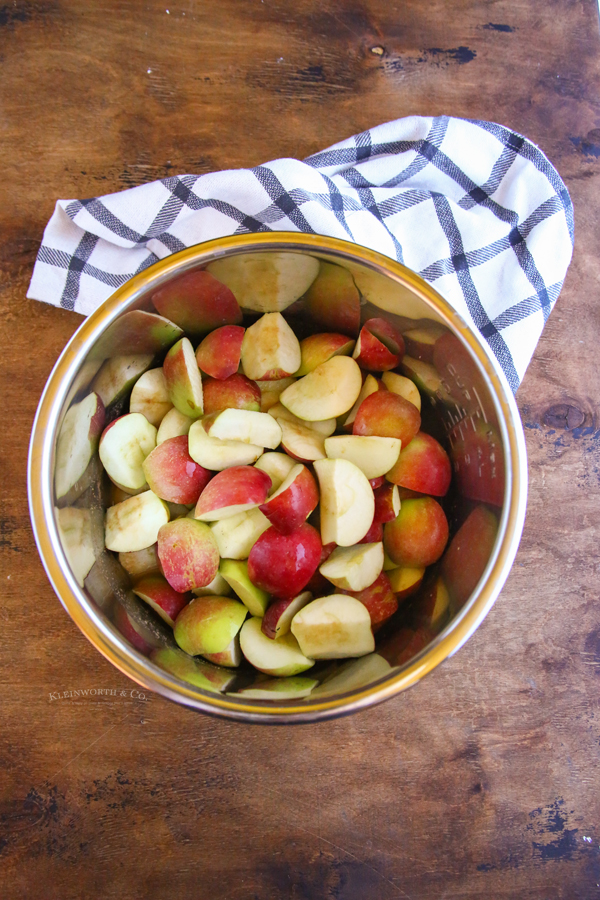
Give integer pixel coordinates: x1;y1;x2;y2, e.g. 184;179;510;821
2;1;600;897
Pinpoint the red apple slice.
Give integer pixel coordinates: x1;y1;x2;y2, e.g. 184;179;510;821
207;252;319;313
240;312;301;380
261;591;313;639
268;402;336;437
158;518;220;592
279;356;362;421
202;374;261;415
296;333;356;376
195;465;271;521
55;392;105;502
279;419;326;463
248;523;322;599
133;574;191;627
203;408;282;450
129;368;173;427
291;594;375;659
195;325;245;379
343;374;385;429
142;434;213;505
188;419;263;471
319;542;384;592
156;408;194;444
381;371;421;411
259;464;319;534
152;269;242;335
254;452;297;493
163;337;204;418
385;431;451;496
324;435;401;480
92;354;154;408
105;490;170;552
313;458;374;546
342;572;398;628
353;391;421;446
303;261;361;336
373;482;401;523
239;617;315;676
209;507;271;559
174;595;247;655
383;497;449;567
387;565;425;600
352;318;405;371
99;413;157;492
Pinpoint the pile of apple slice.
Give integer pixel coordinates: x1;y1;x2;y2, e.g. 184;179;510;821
68;260;460;695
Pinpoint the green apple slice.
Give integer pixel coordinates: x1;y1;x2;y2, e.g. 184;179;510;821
220;559;270;616
239;617;314;676
188;419;263;471
291;594;375;660
105;490;170;553
324;435;401;479
232;675;318;700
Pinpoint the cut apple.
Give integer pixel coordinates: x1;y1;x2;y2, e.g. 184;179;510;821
92;354;154;408
56;506;99;587
254;452;297;493
207;252;319;313
99;413;157;492
239;617;315;676
291;594;375;659
202;374;261;415
129;368;173;427
203;634;243;668
387;565;425;600
158;517;220;592
353;391;421;447
195;465;271;521
105;490;170;553
401;356;453;404
311;653;391;696
118;544;161;579
232;675;318;700
203;408;282;450
258;463;319;534
352;318;405;372
163;337;204;418
414;576;450;631
156;407;194;445
279;356;362;421
174;595;247;656
92;310;183;359
313;458;374;546
151;647;236;691
219;558;270;616
343;374;385;429
209;507;271;559
55;392;105;502
385;431;451;496
403;323;447;362
381;371;421;412
143;434;212;505
133;574;191;627
192;571;233;597
296;333;355;376
248;523;322;599
188;419;263;471
324;435;401;480
268;402;336;437
279;419;326;463
303;261;361;336
240;312;301;381
373;482;401;523
261;591;313;639
342;572;398;628
319;542;384;592
195;325;245;380
257;377;296;412
152;269;242;335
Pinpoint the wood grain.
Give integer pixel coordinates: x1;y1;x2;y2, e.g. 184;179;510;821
1;1;600;897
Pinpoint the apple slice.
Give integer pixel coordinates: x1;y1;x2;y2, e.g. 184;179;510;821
381;371;421;412
352;318;405;371
188;419;263;471
99;413;157;492
152;269;242;335
56;506;98;586
313;458;374;546
258;464;319;534
291;594;375;659
320;542;383;592
174;595;247;656
151;647;236;691
257;376;296;412
400;356;453;404
194;465;271;521
239;617;315;676
385;431;451;496
296;333;355;376
203;634;243;668
207;252;319;313
279;356;362;421
129;368;173;427
158;518;220;592
92;310;183;359
373;482;401;523
203;408;282;450
142;435;213;505
414;576;451;631
133;574;191;627
441;505;498;610
219;558;270;616
353;391;421;446
254;452;297;493
311;653;391;696
324;435;401;480
156;407;194;444
279;419;326;463
202;374;261;415
403;323;447;362
105;490;170;553
163;337;204;418
232;675;318;700
240;312;301;381
383;497;449;567
343;374;385;429
192;571;233;597
261;591;313;639
195;325;245;379
55;392;105;502
248;523;322;599
357;519;383;545
118;544;161;579
209;507;271;559
92;354;154;408
268;403;336;437
387;565;425;600
303;261;361;335
342;572;398;628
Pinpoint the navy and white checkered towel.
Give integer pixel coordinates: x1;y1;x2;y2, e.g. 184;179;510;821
28;115;573;392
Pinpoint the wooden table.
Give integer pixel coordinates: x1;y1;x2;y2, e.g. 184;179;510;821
2;1;599;896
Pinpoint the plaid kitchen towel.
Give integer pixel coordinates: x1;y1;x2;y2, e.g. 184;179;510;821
27;116;574;392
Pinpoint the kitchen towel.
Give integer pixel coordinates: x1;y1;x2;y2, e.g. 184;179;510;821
27;115;574;392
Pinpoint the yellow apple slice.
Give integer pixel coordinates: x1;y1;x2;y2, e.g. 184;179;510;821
324;435;401;479
209;508;271;559
231;675;318;700
257;377;297;411
204;408;282;450
279;419;326;462
188;419;263;470
239;617;315;676
240;312;301;380
381;371;421;412
105;490;170;553
207;252;319;313
313;458;374;546
311;653;392;696
319;542;384;592
254;452;297;494
279;356;362;421
129;368;173;426
268;402;336;437
156;408;194;445
291;594;375;659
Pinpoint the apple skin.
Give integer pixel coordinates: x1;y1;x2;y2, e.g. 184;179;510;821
386;431;451;497
373;482;400;524
142;435;213;505
296;333;355;376
157;518;220;592
403;324;446;363
258;464;319;534
441;505;498;610
304;541;336;594
381;371;421;411
133;574;191;627
387;565;425;600
357;519;383;544
163;337;204;418
248;523;322;599
384;497;449;568
195;465;272;520
450;420;505;508
152;269;242;335
303;261;361;336
352;318;405;372
151;647;236;690
174;595;247;656
378;626;433;667
113;605;155;656
202;374;261;415
195;325;245;380
340;572;398;630
353;391;421;447
343;374;386;430
261;591;313;639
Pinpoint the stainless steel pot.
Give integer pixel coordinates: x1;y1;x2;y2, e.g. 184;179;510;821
28;233;527;722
